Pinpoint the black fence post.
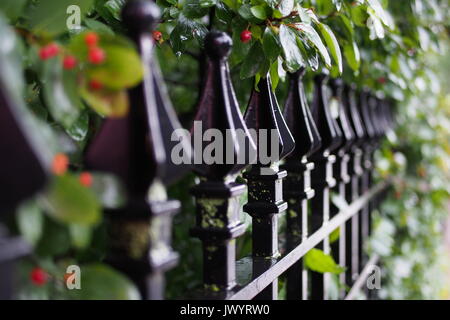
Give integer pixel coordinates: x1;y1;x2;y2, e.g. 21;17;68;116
85;0;191;299
343;84;366;289
0;78;48;299
357;89;377;277
189;31;256;294
243;75;295;300
309;73;342;300
282;69;321;300
329;79;356;298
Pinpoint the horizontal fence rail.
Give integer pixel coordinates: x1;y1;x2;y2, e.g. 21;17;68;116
0;0;397;300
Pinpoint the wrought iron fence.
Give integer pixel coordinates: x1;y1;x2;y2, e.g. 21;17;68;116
0;0;395;300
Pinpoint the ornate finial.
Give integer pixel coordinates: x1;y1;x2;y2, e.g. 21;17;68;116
86;0;192;188
283;69;321;161
310;73;342;158
329;79;355;153
122;0;160;34
345;84;365;148
358;88;376;144
244;76;295;165
204;31;232;60
191;31;256;180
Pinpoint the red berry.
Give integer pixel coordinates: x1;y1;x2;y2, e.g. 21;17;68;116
89;79;103;91
152;31;162;42
39;43;59;60
79;172;93;187
52;153;69;176
30;268;48;286
240;30;252;43
85;32;99;47
88;47;106;64
63;55;77;70
377;77;386;84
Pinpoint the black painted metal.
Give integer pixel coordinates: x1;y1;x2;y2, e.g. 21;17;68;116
282;68;321;300
85;0;190;299
329;79;356;298
0;63;48;298
243;75;295;299
0;1;396;300
309;73;342;300
190;31;256;292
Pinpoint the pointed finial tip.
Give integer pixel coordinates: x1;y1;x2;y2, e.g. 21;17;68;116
204;31;232;60
122;0;160;33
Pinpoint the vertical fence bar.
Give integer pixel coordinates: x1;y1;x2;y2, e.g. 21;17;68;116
329;79;356;298
282;69;321;300
189;31;256;294
309;73;342;300
0;78;48;299
243;75;295;300
85;0;191;299
358;89;377;278
344;84;366;289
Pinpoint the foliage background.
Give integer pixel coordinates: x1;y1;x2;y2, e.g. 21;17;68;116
0;0;448;299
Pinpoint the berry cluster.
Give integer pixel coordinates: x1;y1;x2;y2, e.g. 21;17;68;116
39;32;106;91
51;153;93;187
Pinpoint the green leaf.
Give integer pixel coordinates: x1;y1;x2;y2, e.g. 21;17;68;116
42;175;101;226
240;41;265;79
278;0;294;16
0;0;27;22
230;17;251;65
80;86;129;117
68;32;143;90
183;0;210;18
279;24;304;72
316;0;336;16
94;0;125;29
88;46;143;90
329;227;340;244
336;15;354;41
343;41;360;71
367;10;385;39
262;27;281;62
222;0;238;10
26;0;94;36
215;1;234;24
17;200;44;246
304;248;345;274
367;0;392;28
103;0;126;20
250;5;267;20
42;58;82;130
263;0;279;9
170;14;208;54
296;23;331;68
69;224;92;249
66;110;89;142
238;4;262;23
296;36;319;71
350;4;368;27
67;264;141;300
316;23;342;74
35;217;71;256
84;18;115;36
